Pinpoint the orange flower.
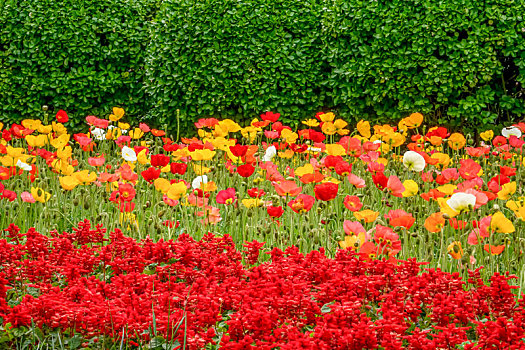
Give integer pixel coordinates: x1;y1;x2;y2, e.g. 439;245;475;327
424;212;446;233
447;241;464;259
151;129;166;137
483;244;505;255
448;133;466;150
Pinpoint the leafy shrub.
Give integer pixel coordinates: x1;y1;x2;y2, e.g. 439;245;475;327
144;0;332;130
0;0;159;127
324;0;525;127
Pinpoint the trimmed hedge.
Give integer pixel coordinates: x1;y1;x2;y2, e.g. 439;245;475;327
0;0;159;127
325;0;525;127
1;0;524;130
144;0;332;131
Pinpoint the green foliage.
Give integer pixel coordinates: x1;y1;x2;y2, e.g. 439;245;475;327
144;0;332;130
323;0;525;127
0;0;160;128
1;0;524;130
146;0;525;130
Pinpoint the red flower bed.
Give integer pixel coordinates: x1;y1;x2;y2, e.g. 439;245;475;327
0;221;524;349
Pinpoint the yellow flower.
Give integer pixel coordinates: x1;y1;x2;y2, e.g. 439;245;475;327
74;170;97;184
319;112;335;122
402;180;418;197
295;164;314;177
302;119;319;127
357;120;371;138
190;149;216;161
383;132;406;148
52;122;67;135
38;124;53;134
281;129;298;144
241;126;260;143
242;198;264;208
353;210;379;223
129;128;145;139
497;182;516;200
59;175;80;191
26;134;48;148
57;146;72;160
490;211;515;233
437;184;457;195
22;119;43;130
50;133;70;149
218;119;241;133
137;149;150;165
31;187;51;203
154;178;171;193
339;232;366;250
192;163;211;175
325;144;346;156
404;112;424;129
278;149;294;159
118;122;130;131
333;119;349;135
430;153;451;168
321;122;337;135
506;198;525;220
480;130;494;142
167;181;187;200
109;107;125;122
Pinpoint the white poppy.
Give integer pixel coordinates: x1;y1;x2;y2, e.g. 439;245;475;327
262;145;277;162
16;159;32;171
121;146;137;162
192;175;208;189
91;127;106;140
447;192;476;213
501;126;522;139
402;151;426;172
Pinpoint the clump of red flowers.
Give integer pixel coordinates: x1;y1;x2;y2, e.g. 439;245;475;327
0;221;524;349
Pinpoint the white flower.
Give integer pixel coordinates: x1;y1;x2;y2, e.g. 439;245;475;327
91;127;106;140
447;192;476;213
121;146;137;162
192;175;208;189
501;126;522;139
307;146;322;153
403;151;426;172
262;145;277;162
16;159;32;171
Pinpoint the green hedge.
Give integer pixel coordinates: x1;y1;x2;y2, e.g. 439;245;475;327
324;0;525;127
0;0;159;128
144;0;332;131
1;0;524;130
145;0;525;129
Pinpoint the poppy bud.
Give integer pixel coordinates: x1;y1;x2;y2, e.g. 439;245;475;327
145;201;151;208
42;105;49;111
73;198;79;206
157;210;165;218
83;201;90;210
493;204;500;211
442;213;451;219
410;232;418;238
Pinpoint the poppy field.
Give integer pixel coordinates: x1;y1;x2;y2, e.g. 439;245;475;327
1;109;525;348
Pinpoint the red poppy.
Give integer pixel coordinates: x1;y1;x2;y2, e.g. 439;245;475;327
260;111;280;123
247;188;266;198
237;163;255;178
288;194;315;213
118;183;136;202
170;162;187;175
314;182;338;201
1;190;17;201
334;161;352;176
141;167;161;183
324;155;344;170
492;136;507;147
56;109;69;123
230;144;248;157
151;154;171;168
151;129;166;137
216;188;237;205
343;195;363;212
300;171;325;184
372;172;388;190
459;159;481;180
500;166;516;177
374;225;401;256
267;205;284;218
